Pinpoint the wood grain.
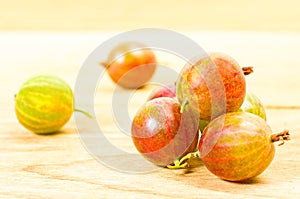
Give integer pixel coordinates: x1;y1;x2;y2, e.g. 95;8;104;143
1;31;300;198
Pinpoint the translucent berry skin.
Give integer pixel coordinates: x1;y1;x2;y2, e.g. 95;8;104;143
15;75;74;134
176;52;246;121
131;97;199;167
147;84;176;101
199;112;275;182
200;92;267;133
239;91;267;120
105;42;156;89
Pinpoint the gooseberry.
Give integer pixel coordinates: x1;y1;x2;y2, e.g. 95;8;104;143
198;112;290;181
102;42;157;89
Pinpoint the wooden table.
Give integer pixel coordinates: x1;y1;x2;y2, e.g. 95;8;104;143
1;31;300;198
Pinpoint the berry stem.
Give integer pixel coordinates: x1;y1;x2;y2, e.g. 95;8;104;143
167;159;188;169
180;98;189;113
100;61;109;68
166;151;200;169
242;66;254;75
270;129;290;146
74;108;93;119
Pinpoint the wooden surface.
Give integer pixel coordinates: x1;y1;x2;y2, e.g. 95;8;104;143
1;31;300;198
1;0;300;31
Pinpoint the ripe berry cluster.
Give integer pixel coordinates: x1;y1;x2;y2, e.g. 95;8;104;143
131;50;290;182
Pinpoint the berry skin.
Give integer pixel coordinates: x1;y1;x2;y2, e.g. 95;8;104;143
239;91;267;120
199;112;279;181
103;42;157;89
15;75;74;134
131;97;199;167
176;52;246;121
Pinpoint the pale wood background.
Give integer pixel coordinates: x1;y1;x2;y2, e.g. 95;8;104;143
0;0;300;31
1;31;300;198
1;1;300;198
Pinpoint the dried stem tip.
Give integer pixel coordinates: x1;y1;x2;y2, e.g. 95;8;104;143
242;66;254;75
271;130;291;146
100;61;109;68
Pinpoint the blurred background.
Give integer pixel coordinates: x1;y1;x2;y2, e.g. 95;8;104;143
1;0;299;110
1;0;299;31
